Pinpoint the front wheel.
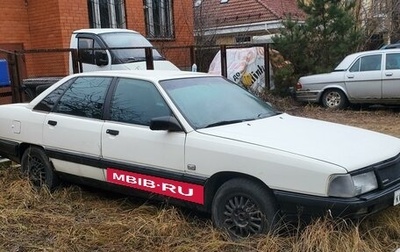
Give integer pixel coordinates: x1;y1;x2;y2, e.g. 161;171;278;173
321;89;348;109
211;178;279;238
21;146;60;190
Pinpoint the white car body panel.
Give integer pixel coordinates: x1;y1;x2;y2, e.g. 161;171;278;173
52;159;105;181
102;121;186;173
0;104;46;144
197;114;400;171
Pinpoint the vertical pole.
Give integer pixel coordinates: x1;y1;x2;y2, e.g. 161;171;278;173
220;45;227;78
190;46;196;71
190;46;195;66
9;52;22;103
264;44;270;90
71;49;80;74
145;47;154;70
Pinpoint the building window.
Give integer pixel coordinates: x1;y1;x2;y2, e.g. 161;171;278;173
144;0;174;39
88;0;126;28
235;36;251;43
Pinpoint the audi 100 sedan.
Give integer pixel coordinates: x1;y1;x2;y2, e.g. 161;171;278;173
0;70;400;238
296;49;400;109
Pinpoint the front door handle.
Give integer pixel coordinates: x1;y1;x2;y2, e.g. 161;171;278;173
106;129;119;136
48;120;57;126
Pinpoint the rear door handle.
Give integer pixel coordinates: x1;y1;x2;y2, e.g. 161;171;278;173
106;129;119;136
48;120;57;126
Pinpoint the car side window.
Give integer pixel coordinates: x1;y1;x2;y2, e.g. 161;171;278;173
350;55;382;72
78;38;103;65
386;53;400;70
109;78;171;126
349;59;361;72
53;77;112;119
362;55;382;71
33;79;74;112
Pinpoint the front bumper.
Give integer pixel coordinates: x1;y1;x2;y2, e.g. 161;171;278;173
274;183;400;220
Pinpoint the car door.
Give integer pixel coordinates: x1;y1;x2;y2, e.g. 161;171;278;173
101;77;186;177
344;54;383;99
41;76;112;180
382;52;400;99
77;36;111;72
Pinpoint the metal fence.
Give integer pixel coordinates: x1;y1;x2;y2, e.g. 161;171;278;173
0;43;272;104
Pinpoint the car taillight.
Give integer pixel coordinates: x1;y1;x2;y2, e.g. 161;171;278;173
296;82;303;90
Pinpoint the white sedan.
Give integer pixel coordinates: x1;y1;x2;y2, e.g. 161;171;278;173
296;49;400;109
0;70;400;238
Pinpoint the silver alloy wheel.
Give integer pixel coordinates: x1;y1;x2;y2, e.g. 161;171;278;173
325;91;342;108
322;89;347;109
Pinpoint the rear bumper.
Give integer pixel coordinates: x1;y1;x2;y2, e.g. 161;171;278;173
274;183;400;220
0;139;20;163
294;90;321;103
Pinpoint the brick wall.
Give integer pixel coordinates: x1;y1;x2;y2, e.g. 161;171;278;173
1;0;194;78
0;1;30;46
160;0;195;69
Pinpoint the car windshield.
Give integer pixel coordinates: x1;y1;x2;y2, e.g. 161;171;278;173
160;77;277;129
99;32;164;62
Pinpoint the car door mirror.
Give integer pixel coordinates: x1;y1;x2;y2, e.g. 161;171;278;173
95;51;109;66
150;116;182;132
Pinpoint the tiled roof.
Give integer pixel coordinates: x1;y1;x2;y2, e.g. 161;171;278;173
196;0;305;29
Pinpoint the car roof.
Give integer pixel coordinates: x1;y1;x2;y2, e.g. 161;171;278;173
335;48;400;71
380;43;400;49
73;28;139;35
70;70;214;82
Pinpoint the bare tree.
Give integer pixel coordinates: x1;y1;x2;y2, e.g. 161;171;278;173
354;0;400;49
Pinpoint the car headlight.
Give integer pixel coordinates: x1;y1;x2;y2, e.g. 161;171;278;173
327;171;378;198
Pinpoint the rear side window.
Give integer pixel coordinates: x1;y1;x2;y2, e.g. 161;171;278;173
53;77;112;119
33;79;73;112
109;78;171;126
386;53;400;70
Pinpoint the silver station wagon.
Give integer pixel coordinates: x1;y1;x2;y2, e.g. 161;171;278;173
296;49;400;109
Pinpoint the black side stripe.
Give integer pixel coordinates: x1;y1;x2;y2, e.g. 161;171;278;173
45;149;207;185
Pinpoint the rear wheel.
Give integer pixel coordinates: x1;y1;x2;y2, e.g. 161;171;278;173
211;178;279;238
321;89;348;109
21;146;59;189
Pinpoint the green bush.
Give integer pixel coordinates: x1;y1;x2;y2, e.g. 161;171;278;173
271;64;297;97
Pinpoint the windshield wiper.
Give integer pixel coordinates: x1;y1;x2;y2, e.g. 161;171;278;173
124;57;146;63
257;111;281;119
204;119;253;128
124;56;166;63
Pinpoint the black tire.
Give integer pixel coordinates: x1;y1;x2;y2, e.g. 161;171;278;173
21;146;60;190
321;89;348;109
211;178;279;238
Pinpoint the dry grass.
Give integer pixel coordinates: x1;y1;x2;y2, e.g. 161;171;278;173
1;102;400;251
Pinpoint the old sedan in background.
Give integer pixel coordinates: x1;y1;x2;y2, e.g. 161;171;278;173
296;49;400;109
0;70;400;238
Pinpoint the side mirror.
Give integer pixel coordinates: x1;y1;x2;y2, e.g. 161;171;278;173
95;51;109;66
150;116;183;132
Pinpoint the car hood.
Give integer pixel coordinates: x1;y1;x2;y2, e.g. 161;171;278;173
299;71;344;85
197;113;400;172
